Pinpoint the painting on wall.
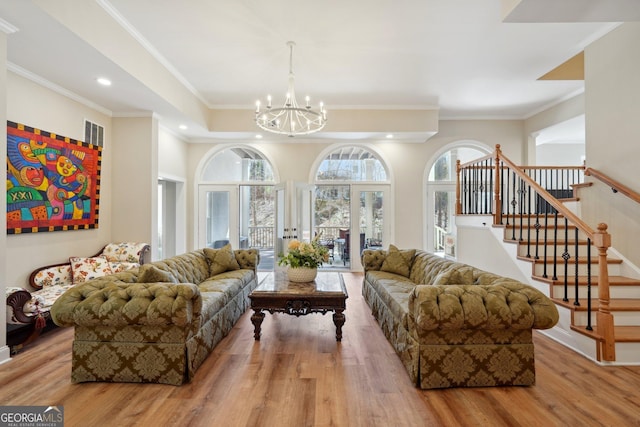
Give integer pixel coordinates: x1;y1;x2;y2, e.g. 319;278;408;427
6;121;102;234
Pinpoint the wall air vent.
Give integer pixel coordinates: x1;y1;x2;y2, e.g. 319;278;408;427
84;119;105;147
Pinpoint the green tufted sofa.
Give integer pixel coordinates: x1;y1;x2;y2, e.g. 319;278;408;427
361;247;559;389
50;247;259;386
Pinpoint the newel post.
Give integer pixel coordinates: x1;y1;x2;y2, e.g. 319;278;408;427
493;144;502;226
593;222;616;361
456;160;462;215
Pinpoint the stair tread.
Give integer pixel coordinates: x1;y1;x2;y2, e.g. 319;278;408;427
552;298;640;311
532;275;640;286
571;182;593;189
571;325;640;343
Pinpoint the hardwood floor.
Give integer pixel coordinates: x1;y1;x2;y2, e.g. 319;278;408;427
2;273;640;427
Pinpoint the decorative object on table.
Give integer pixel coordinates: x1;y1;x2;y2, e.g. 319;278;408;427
6;121;102;233
278;235;329;282
286;266;318;283
254;41;327;137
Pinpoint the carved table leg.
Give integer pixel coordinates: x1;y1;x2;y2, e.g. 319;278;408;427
333;309;346;342
251;309;265;340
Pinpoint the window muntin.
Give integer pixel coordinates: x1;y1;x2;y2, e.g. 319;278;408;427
316;146;387;182
428;147;486;182
202;148;274;182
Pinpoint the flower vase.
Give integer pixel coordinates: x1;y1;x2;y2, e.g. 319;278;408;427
287;267;318;283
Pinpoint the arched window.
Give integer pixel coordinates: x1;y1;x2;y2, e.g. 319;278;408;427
316;146;387;182
201;147;274;182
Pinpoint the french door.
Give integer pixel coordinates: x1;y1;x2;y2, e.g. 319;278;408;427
198;185;238;249
274;181;314;257
199;184;276;269
426;183;456;256
314;184;390;270
350;185;390;270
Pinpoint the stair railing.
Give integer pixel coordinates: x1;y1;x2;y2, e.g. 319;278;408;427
585;167;640;205
456;144;616;361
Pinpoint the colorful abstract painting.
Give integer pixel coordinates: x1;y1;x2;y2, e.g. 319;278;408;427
6;121;101;233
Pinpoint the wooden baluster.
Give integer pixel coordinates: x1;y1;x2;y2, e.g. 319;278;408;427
594;223;615;361
493;145;502;225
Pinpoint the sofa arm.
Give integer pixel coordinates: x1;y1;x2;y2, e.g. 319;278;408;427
50;281;202;328
409;283;559;331
361;249;386;272
7;288;36;324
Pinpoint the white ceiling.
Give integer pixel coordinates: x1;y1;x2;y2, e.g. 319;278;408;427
0;0;638;141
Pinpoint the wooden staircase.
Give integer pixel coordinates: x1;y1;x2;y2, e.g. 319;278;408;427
456;145;640;364
498;214;640;363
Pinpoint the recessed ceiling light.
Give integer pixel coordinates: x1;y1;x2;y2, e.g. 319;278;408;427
179;124;188;130
255;134;263;139
386;134;394;139
96;77;111;86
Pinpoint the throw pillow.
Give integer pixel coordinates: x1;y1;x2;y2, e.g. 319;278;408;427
380;244;416;278
137;264;177;283
203;243;240;277
432;266;475;287
69;256;113;284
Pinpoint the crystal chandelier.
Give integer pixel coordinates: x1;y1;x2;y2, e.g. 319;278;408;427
255;41;327;137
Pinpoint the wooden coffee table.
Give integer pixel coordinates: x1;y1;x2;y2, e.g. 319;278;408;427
249;270;348;341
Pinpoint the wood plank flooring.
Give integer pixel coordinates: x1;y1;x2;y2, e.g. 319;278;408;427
2;273;640;427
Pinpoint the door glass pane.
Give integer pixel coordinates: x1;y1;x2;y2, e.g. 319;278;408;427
314;185;350;268
158;182;163;260
240;185;275;270
205;191;230;249
360;191;384;252
298;186;312;242
434;190;456;257
275;188;286;261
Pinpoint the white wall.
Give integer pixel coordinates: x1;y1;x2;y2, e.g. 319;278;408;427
111;116;158;258
536;143;585;166
159;128;188;180
158;128;188;256
525;94;585;165
5;72;113;286
583;22;640;267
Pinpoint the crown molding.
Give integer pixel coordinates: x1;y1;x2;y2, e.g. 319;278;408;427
0;18;18;34
96;0;212;108
8;62;113;116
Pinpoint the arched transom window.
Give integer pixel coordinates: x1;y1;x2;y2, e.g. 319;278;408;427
315;146;387;182
201;147;274;182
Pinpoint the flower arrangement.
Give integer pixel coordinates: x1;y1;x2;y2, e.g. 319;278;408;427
278;236;329;269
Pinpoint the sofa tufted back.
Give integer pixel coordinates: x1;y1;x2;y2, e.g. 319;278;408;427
363;248;518;288
150;250;211;285
409;251;460;285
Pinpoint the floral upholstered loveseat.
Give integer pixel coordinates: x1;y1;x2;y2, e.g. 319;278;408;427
361;246;559;389
6;242;150;353
50;245;259;386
